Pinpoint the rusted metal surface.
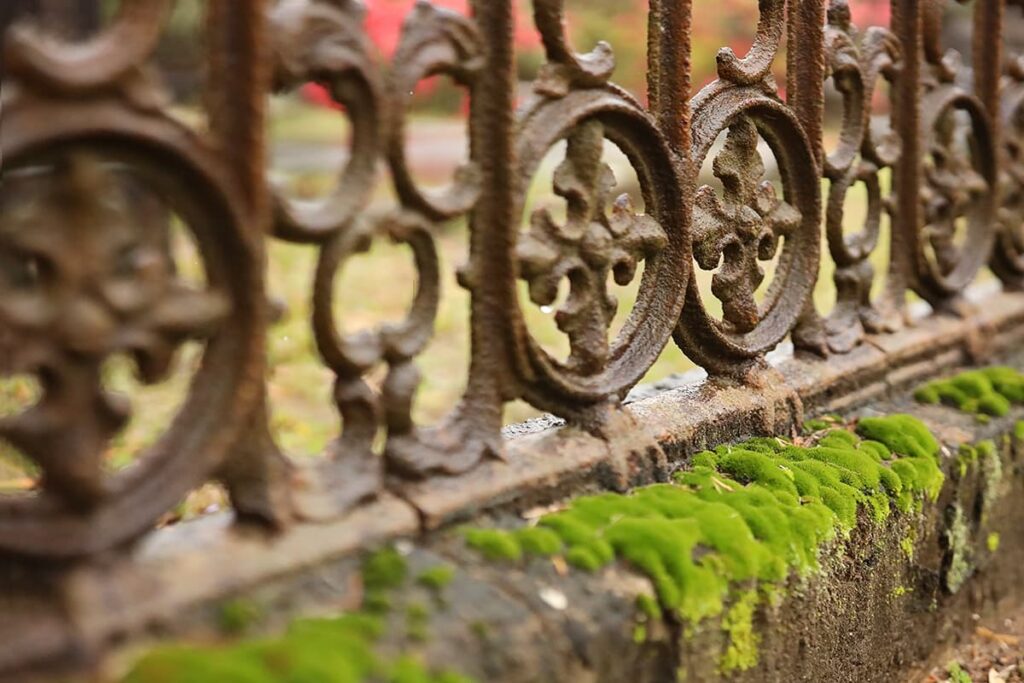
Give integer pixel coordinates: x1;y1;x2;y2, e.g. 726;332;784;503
821;0;903;350
1;0;1024;664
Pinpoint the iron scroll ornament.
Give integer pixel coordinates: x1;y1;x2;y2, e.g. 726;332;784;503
674;85;821;377
505;0;689;425
268;0;494;487
510;89;690;423
916;84;997;302
0;92;262;559
914;0;997;306
992;56;1024;289
821;0;903;352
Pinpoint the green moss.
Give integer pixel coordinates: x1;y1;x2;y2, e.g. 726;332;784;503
956;443;979;479
127;614;382;683
900;530;916;561
691;450;719;468
817;429;859;450
890;585;911;598
632;624;648;643
460;415;946;671
124;611;474;683
977;440;1004;515
987;532;1001;553
982;366;1024;401
515;526;563;556
469;621;489;640
565;545;604;571
416;565;455;592
390;657;475;683
462;528;522;562
946;662;972;683
802;418;831;433
406;603;430;642
363;591;392;615
218;599;263;636
1015;420;1024;441
124;646;274;683
719;591;760;674
945;504;972;593
917;367;1024;421
363;548;408;592
855;414;939;461
636;593;662;621
858;440;892;462
803;415;842;434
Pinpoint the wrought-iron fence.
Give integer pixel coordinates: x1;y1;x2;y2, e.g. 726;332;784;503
0;0;1019;562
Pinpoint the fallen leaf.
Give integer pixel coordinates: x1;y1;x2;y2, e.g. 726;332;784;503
711;476;735;493
522;503;566;520
977;626;1021;647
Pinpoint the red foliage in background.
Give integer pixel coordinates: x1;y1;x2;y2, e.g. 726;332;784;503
302;0;896;108
849;0;891;27
302;0;541;109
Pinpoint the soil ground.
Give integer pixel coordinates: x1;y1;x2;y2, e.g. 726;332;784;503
924;603;1024;682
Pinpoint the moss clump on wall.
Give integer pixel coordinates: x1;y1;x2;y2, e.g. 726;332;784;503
417;565;456;592
362;548;409;616
363;547;409;592
217;599;263;636
462;528;523;562
123;613;470;683
900;530;916;561
122;548;475;683
406;603;430;642
979;441;1004;516
636;593;662;621
463;415;944;671
945;503;972;594
515;526;564;556
719;591;760;673
915;367;1024;420
956;440;1003;517
890;585;911;599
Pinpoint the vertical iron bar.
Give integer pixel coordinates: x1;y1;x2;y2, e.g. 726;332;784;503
788;0;830;353
975;0;1003;152
786;0;826;168
460;0;517;438
887;0;922;316
205;0;292;524
205;0;269;219
648;0;692;156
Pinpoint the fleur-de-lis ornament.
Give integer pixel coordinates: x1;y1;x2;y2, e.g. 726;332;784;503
0;155;227;506
692;119;801;333
517;120;667;374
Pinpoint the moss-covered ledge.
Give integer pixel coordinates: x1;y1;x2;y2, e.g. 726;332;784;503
114;377;1024;683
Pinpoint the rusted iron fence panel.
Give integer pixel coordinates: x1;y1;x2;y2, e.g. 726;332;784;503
0;0;1018;572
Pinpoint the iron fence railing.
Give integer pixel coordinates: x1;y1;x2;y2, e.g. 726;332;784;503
0;0;1020;561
